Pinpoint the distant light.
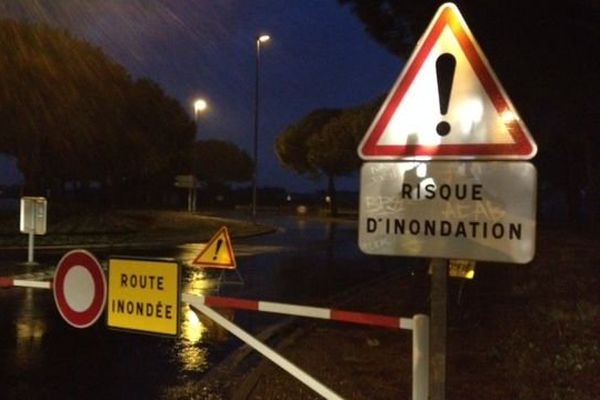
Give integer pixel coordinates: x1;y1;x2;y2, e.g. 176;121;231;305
194;98;207;114
257;34;271;43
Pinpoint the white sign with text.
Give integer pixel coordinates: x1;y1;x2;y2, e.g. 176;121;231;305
358;161;536;263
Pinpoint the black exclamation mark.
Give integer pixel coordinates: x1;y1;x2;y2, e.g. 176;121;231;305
213;239;223;260
435;53;456;136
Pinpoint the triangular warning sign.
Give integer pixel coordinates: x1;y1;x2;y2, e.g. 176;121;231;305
191;226;237;269
358;2;537;160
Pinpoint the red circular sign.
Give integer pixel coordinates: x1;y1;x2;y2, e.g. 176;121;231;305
53;249;106;328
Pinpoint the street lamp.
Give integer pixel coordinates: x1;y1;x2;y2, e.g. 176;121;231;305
194;98;208;115
190;98;208;213
252;34;270;222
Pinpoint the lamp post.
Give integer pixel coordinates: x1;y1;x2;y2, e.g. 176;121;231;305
252;34;270;222
190;98;208;213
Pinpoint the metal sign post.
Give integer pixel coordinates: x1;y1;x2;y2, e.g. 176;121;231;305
19;196;47;266
175;175;200;213
429;258;448;400
27;232;35;265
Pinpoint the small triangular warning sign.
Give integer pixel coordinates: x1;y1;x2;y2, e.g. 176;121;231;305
358;2;537;160
191;226;237;269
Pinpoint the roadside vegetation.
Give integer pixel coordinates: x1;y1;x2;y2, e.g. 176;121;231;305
445;226;600;399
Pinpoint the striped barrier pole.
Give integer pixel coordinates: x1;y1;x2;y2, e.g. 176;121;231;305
0;277;52;289
183;293;344;400
186;293;429;400
195;294;414;330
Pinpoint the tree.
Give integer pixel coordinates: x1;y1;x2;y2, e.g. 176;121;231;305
275;101;380;216
338;0;600;225
194;139;253;184
0;19;195;206
189;139;253;207
307;100;381;215
275;109;341;180
0;20;131;194
118;78;195;205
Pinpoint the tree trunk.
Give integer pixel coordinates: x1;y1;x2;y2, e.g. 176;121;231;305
584;134;600;229
564;147;585;226
327;174;338;217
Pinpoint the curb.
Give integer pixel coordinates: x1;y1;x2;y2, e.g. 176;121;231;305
0;227;278;253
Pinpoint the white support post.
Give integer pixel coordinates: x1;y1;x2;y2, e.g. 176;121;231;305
412;314;430;400
182;293;344;400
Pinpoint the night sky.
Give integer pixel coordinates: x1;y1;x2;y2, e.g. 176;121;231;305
0;1;402;192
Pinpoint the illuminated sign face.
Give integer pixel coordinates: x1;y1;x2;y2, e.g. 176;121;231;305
107;258;180;336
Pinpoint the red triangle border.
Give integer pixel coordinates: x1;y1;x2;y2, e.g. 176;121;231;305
358;3;537;160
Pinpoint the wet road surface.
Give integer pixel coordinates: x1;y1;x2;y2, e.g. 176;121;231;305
0;215;417;399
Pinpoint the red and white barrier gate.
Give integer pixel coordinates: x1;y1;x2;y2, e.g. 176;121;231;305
0;277;51;289
1;276;429;400
184;293;429;400
196;294;414;330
